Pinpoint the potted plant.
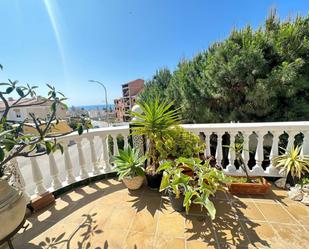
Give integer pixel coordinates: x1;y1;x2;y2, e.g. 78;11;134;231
130;97;180;189
112;146;145;190
155;126;205;175
0;65;87;242
157;157;228;220
226;143;271;195
272;145;309;202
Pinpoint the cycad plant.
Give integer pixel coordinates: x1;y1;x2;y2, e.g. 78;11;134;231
130;97;180;174
112;146;145;180
272;145;309;180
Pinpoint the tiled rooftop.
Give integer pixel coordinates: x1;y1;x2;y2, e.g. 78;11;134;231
12;179;309;249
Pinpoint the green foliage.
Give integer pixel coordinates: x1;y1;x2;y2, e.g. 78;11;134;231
130;97;180;172
138;68;172;102
140;11;309;123
157;157;228;219
0;66;86;177
272;145;309;179
112;146;145;180
155;126;205;159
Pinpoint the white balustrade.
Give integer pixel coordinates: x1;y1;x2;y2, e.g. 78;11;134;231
100;134;111;171
112;134;119;156
88;136;100;175
76;138;89;179
30;157;47;195
215;132;223;167
124;134;129;149
204;132;211;156
226;132;237;173
241;131;251;173
286;131;297;152
18;122;309;198
267;131;281;175
252;131;265;175
48;152;62;190
63;142;76;184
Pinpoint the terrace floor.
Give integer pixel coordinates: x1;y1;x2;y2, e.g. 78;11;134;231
10;178;309;249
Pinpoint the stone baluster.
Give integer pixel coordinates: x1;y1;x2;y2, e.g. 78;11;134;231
30;157;47;195
124;134;129;149
88;136;100;175
100;134;111;172
63;142;76;184
240;131;251;174
301;131;309;155
266;131;281;175
48;152;62;190
204;132;211;156
112;134;119;156
286;131;297;152
215;132;224;167
76;138;89;179
226;132;237;173
252;131;265;175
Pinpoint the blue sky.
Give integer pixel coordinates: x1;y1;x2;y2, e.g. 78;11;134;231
0;0;309;106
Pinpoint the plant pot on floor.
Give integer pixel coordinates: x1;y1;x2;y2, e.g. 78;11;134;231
122;176;144;190
168;190;185;212
0;177;27;242
146;173;162;189
227;176;271;195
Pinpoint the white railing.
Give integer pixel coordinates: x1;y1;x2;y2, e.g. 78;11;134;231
14;121;309;197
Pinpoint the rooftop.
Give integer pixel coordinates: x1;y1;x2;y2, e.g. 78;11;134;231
14;178;309;249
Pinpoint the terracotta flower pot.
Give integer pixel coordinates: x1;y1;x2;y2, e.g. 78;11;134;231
227;176;271;195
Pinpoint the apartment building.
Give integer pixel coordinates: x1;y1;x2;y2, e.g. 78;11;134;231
114;79;144;122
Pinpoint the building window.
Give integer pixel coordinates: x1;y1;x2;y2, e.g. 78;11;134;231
14;109;21;118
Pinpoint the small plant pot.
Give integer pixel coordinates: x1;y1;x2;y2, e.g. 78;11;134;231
123;176;144;190
146;173;162;189
168;190;185;212
227;176;271;195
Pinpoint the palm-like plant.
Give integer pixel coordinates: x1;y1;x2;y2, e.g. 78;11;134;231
130;97;180;173
112;146;145;180
273;145;309;179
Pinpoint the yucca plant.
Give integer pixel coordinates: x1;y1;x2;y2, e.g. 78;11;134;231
272;145;309;180
112;146;145;180
130;97;180;173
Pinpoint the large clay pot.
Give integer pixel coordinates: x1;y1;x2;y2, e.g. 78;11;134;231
0;177;27;241
122;176;144;190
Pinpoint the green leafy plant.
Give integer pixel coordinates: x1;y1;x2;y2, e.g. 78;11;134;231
0;66;88;178
157;157;228;220
155;126;205;159
272;145;309;179
112;146;145;180
130;97;180;174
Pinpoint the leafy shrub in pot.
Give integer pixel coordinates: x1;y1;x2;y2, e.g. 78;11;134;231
157;157;228;220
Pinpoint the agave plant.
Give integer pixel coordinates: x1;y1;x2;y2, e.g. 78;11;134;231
130;97;180;173
272;145;309;179
112;146;145;180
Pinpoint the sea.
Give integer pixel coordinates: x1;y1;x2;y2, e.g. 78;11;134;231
71;104;115;111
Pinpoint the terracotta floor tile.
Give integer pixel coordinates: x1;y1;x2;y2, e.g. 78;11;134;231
282;203;309;225
255;202;295;224
232;200;265;221
185;215;216;244
90;229;127;249
154;236;185;249
123;231;154;249
104;207;136;230
157;212;184;237
212;218;249;247
187;240;218;249
130;208;159;234
241;221;282;248
271;223;309;249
